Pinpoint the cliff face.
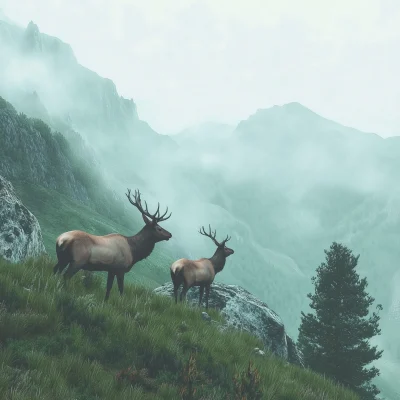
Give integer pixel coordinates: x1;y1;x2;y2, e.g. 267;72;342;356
0;175;45;262
0;96;90;203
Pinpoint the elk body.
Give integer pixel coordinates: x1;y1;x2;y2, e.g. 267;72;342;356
170;225;234;309
54;189;172;301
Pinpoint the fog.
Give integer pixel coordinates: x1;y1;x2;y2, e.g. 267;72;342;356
1;9;400;399
2;1;400;136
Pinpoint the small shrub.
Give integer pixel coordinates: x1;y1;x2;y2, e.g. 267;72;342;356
180;352;200;400
232;360;263;400
116;366;156;391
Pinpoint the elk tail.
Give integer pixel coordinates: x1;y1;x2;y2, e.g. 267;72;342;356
55;234;73;262
170;263;184;284
56;237;69;252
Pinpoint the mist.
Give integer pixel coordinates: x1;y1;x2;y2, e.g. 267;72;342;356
1;11;400;399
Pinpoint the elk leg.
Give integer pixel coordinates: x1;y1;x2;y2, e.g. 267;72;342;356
53;262;67;274
171;270;180;304
198;285;204;307
53;262;59;274
180;284;189;303
173;283;180;304
55;248;70;274
63;261;83;281
105;272;115;301
205;285;210;310
116;273;124;296
58;263;70;274
54;254;70;274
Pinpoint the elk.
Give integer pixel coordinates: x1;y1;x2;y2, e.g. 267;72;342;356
53;189;172;301
170;225;234;309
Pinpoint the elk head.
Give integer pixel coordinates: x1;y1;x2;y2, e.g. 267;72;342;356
199;224;234;257
126;189;172;242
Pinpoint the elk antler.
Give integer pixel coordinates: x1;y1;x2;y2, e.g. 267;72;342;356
126;189;172;222
221;235;231;245
199;224;221;246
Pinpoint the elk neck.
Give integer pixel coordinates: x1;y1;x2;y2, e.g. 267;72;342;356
208;247;226;273
127;226;156;264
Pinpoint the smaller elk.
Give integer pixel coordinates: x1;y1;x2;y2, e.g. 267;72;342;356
54;189;172;301
170;225;234;309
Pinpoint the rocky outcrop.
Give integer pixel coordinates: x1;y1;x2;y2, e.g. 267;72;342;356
153;282;304;367
0;175;45;262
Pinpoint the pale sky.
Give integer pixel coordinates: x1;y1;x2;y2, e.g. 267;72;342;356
1;0;400;136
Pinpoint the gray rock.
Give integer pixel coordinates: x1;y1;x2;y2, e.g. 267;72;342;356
154;282;304;367
201;311;212;322
253;347;266;356
0;175;45;262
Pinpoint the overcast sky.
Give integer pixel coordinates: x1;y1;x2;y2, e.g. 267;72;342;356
1;0;399;136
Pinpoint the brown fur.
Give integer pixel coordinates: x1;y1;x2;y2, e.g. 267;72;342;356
170;226;234;309
54;189;172;301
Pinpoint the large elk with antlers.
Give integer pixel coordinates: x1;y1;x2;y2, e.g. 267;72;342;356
170;225;234;309
54;189;172;301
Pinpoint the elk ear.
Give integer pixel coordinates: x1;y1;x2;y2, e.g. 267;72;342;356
142;214;152;225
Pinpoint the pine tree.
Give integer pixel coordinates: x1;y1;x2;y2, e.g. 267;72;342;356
298;242;383;400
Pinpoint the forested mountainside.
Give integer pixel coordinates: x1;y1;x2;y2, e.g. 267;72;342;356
0;96;128;223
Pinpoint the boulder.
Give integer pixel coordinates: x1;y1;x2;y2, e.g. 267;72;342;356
0;175;45;262
154;282;303;367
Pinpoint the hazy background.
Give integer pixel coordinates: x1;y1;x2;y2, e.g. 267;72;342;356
1;2;400;399
1;0;399;136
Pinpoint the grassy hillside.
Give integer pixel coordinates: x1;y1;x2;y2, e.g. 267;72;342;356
0;257;359;400
11;181;173;289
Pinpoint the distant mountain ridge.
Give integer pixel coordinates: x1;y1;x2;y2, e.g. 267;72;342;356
0;19;133;131
0;17;177;192
236;102;382;143
0;18;176;159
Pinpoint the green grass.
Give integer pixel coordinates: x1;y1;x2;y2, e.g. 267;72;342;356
0;257;359;400
11;181;174;288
